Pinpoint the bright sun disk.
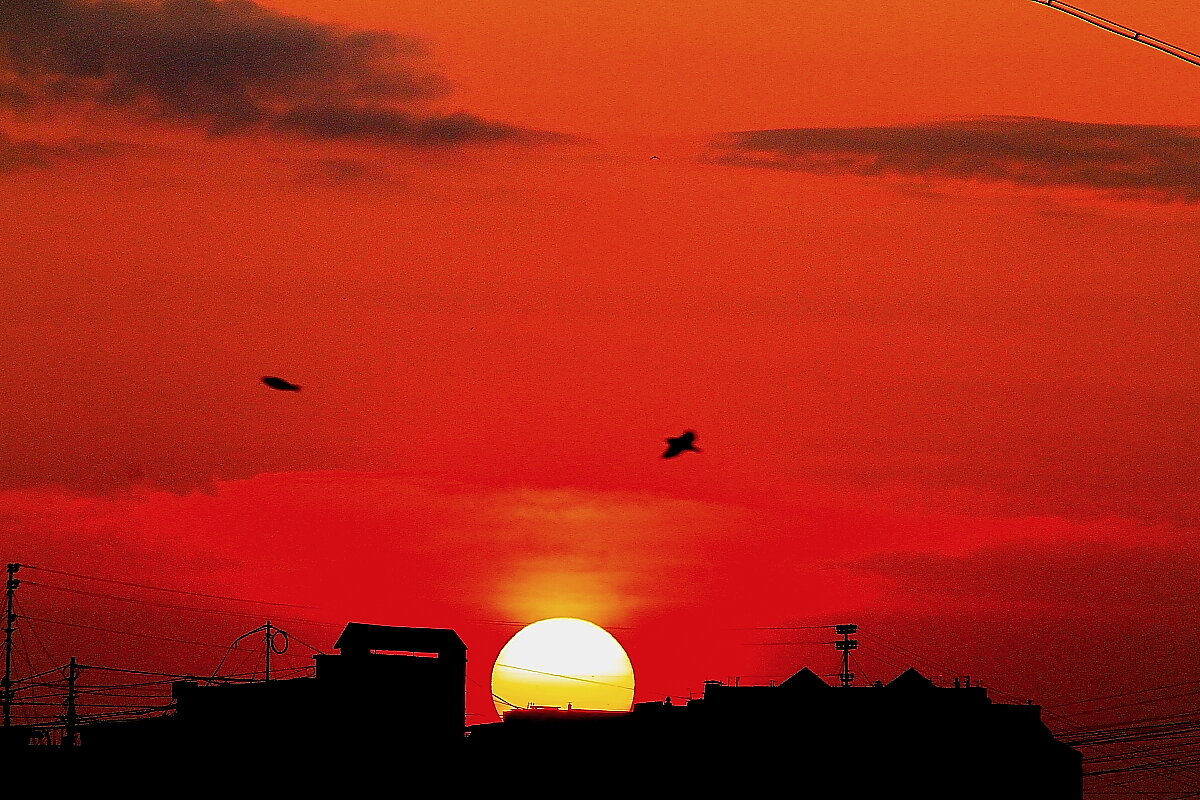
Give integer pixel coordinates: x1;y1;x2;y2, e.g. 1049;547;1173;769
491;617;635;716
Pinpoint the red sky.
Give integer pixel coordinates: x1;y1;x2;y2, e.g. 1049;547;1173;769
1;0;1198;783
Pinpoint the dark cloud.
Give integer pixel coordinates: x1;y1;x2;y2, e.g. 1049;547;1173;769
0;130;121;171
0;0;546;146
273;107;547;147
708;116;1200;202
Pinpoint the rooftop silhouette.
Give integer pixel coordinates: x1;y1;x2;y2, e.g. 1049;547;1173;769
7;620;1083;799
471;663;1083;799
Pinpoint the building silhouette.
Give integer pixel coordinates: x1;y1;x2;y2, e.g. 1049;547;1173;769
86;622;465;763
468;666;1083;799
47;623;1080;797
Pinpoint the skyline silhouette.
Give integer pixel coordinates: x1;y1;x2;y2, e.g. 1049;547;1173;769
2;0;1198;796
0;562;1193;796
0;608;1092;797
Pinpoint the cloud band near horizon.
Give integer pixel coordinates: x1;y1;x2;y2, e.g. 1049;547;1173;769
708;117;1200;202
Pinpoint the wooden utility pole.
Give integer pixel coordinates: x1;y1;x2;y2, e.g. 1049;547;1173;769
264;621;273;681
2;563;20;727
64;657;78;747
834;624;858;687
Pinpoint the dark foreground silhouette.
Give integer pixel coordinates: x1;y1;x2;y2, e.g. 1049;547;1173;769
11;622;1082;799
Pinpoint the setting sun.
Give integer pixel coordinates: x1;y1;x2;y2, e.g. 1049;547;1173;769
491;618;635;716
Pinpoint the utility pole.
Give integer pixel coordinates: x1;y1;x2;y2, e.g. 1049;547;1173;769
215;622;288;682
2;563;20;728
264;621;273;681
64;657;77;747
834;624;859;687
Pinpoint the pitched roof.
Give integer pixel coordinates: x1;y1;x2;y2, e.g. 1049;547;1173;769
779;667;831;691
885;667;936;690
333;623;466;656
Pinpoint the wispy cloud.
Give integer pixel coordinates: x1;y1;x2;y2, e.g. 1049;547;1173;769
0;0;552;146
272;107;550;147
0;129;122;171
708;116;1200;202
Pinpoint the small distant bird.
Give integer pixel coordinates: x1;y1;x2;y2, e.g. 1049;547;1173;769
262;376;301;392
662;430;700;459
650;155;660;160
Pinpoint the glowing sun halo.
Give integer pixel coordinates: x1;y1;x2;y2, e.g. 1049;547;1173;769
491;618;635;716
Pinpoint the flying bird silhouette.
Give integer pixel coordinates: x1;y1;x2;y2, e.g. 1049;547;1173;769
262;376;301;392
662;431;700;458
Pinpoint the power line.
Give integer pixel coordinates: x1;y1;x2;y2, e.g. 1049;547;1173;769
493;663;633;691
736;625;841;631
850;652;870;684
17;560;1199;791
22;580;337;629
467;675;520;711
856;632;1200;792
11;665;69;685
859;632;962;679
479;619;636;631
1087;710;1200;732
80;664;284;682
21;565;312;609
284;632;328;655
1029;0;1200;69
12;596;55;668
1059;689;1200;720
1051;681;1200;710
1071;720;1200;746
22;615;233;652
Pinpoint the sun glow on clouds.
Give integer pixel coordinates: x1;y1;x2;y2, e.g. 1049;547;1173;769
491;618;635;715
0;471;1197;722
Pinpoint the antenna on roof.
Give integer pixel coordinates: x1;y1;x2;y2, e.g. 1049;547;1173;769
834;624;858;687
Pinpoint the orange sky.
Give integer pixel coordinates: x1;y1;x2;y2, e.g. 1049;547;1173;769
1;0;1198;780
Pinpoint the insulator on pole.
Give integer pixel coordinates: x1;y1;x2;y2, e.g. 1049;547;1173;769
834;623;858;687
